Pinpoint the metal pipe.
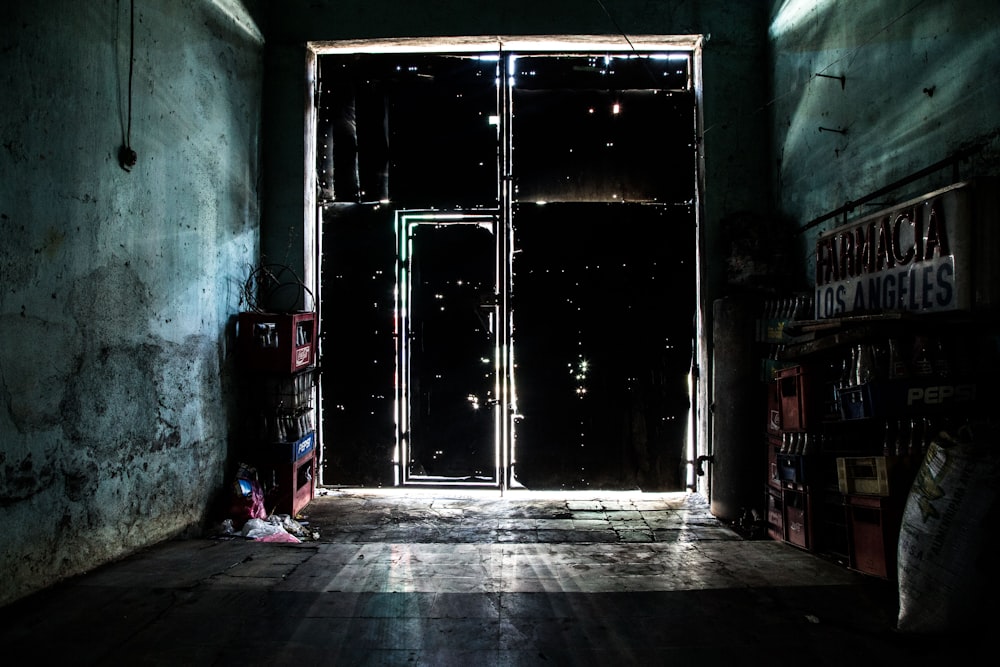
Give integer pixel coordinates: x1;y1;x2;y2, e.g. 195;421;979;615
797;143;984;234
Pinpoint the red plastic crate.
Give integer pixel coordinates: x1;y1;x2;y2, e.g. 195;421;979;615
766;486;783;542
782;486;814;550
238;312;316;373
846;494;902;579
267;450;316;517
776;365;814;432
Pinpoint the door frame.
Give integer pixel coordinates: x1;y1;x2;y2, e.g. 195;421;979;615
307;35;709;495
393;210;507;488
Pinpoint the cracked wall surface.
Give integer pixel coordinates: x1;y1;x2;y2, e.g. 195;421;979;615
768;0;1000;272
0;0;262;606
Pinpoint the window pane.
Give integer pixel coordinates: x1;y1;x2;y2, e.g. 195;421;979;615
511;54;695;204
318;54;499;207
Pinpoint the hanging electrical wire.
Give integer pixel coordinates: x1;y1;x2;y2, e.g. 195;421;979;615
241;263;316;313
594;0;664;89
119;0;137;171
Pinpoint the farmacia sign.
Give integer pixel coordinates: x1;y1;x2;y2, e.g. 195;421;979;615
813;183;981;319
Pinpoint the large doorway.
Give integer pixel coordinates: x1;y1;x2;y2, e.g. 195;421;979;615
314;40;701;491
396;212;502;485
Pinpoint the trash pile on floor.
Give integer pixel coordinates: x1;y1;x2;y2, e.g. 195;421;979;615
210;462;320;542
215;514;318;543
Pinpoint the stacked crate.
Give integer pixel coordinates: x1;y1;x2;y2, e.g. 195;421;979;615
837;454;906;579
758;297;827;552
770;364;822;552
238;312;318;517
764;379;784;542
761;323;983;579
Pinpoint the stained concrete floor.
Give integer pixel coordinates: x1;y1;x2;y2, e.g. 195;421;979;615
0;489;971;666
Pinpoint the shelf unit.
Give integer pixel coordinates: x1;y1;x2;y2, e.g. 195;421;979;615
759;306;996;579
237;311;318;517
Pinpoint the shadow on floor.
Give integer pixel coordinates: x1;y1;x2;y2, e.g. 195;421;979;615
0;489;974;666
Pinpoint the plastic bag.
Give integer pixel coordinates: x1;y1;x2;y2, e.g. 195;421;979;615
241;517;301;542
273;513;309;538
230;463;266;522
896;424;1000;634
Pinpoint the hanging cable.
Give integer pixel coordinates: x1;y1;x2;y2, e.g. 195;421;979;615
119;0;137;172
594;0;665;89
595;0;637;53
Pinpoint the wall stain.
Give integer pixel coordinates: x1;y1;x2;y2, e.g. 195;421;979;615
38;228;66;259
63;461;97;503
0;454;57;507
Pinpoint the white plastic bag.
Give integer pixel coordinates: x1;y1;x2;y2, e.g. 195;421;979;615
896;425;1000;634
241;517;286;539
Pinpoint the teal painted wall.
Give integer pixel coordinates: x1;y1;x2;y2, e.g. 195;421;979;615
0;0;263;606
768;0;1000;280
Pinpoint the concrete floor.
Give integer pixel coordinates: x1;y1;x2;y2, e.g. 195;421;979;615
0;489;968;665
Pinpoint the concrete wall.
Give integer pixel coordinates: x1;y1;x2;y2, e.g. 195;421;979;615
0;0;263;606
768;0;1000;276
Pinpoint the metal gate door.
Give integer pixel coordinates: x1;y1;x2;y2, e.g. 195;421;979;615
395;212;502;486
317;48;698;491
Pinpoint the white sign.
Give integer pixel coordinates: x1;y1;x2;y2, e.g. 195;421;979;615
814;183;975;319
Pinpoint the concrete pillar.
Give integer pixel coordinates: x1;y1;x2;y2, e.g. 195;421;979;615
710;296;764;522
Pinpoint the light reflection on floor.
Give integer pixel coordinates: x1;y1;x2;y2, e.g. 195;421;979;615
0;489;959;665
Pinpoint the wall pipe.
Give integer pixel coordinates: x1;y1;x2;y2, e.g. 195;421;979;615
797;142;985;234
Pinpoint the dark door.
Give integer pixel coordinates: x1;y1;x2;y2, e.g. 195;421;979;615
509;203;695;491
396;213;501;485
317;50;697;490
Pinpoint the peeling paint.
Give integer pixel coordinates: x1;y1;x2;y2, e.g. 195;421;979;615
1;0;261;608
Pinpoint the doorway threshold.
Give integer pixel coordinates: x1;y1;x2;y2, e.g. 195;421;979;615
317;485;696;501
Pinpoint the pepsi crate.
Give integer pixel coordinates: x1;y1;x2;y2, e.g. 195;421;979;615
285;431;315;463
238;311;317;373
766;485;783;542
265;450;316;517
258;369;316;411
775;364;818;432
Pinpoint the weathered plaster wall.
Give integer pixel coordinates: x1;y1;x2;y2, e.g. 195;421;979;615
769;0;1000;277
259;0;772;307
0;0;262;606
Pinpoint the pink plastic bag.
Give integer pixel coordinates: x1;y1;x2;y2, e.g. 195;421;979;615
231;465;266;522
